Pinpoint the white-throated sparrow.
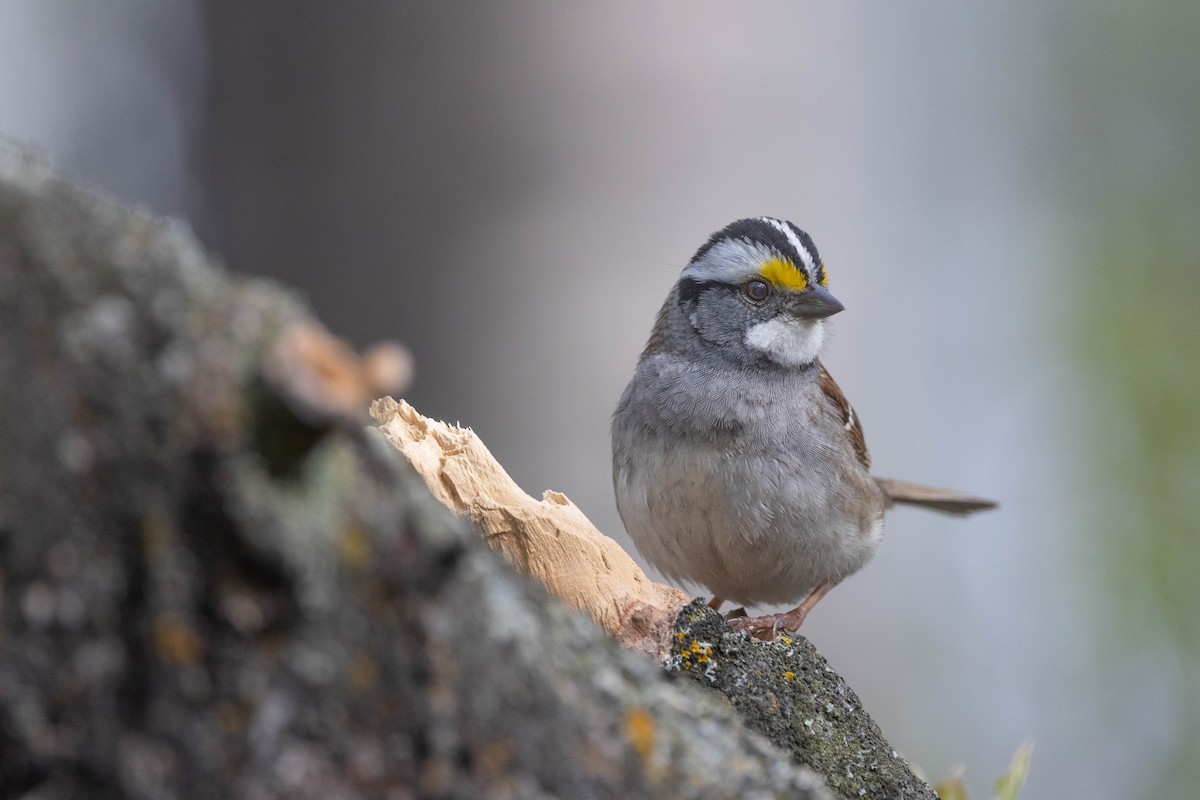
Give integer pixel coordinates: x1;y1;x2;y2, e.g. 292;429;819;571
611;217;995;639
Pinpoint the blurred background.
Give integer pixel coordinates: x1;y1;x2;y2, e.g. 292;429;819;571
2;2;1197;796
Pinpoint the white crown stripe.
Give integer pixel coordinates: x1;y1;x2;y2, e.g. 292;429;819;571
760;217;815;273
681;239;777;283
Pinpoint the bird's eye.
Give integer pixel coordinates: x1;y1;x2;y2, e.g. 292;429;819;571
744;279;770;303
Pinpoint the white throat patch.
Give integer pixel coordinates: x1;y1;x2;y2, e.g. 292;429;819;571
745;317;825;367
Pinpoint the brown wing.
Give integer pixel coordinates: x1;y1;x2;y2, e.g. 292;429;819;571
817;362;870;470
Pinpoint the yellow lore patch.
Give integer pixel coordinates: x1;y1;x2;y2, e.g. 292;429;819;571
759;257;808;291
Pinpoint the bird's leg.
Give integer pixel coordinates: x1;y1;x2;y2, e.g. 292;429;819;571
709;596;750;620
726;582;837;641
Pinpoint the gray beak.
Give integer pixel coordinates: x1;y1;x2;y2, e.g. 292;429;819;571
790;284;845;319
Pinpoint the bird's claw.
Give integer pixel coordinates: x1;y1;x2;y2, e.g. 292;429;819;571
726;610;807;641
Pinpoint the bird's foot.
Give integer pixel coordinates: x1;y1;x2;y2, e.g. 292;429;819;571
726;608;808;641
725;582;835;641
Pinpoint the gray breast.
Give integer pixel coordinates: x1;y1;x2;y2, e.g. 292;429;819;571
612;355;886;606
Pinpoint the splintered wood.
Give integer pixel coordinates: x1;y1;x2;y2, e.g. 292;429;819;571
370;398;689;660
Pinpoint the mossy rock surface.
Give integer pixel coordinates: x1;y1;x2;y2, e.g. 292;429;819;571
670;601;936;799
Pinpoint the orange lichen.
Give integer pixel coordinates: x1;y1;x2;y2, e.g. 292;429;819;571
338;523;371;569
348;653;379;691
472;738;517;779
624;708;656;761
153;614;203;664
677;638;715;668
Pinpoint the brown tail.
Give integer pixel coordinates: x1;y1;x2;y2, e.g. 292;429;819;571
874;477;998;515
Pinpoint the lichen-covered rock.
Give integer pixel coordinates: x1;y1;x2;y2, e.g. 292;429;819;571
670;602;936;799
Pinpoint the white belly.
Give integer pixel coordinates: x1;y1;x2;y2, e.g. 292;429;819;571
614;435;883;606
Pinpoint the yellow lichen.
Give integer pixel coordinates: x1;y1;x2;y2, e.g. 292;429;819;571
783;671;796;681
624;707;656;761
153;614;203;665
337;523;371;569
348;653;379;691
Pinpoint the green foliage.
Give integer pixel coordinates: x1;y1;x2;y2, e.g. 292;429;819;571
934;742;1032;800
1064;2;1200;793
1077;219;1200;653
991;743;1032;800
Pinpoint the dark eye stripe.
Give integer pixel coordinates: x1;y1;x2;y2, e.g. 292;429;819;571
677;277;720;304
